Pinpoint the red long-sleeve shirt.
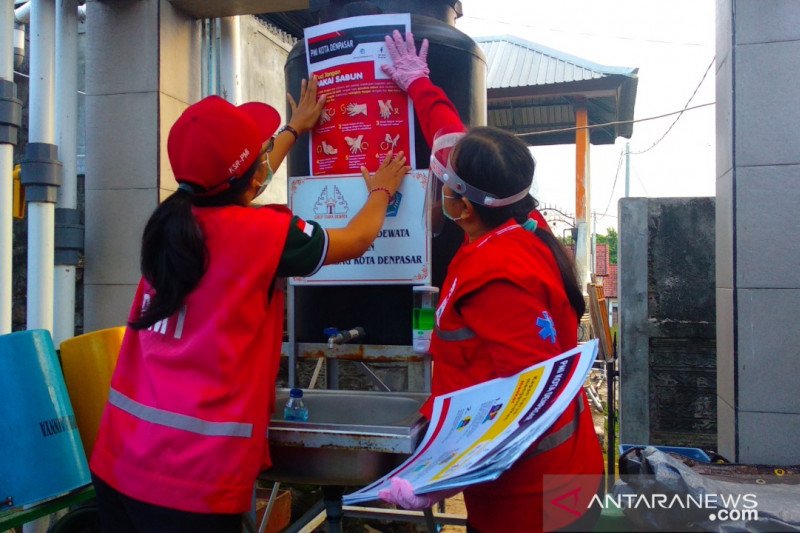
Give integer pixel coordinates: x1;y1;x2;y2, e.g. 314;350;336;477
406;76;602;532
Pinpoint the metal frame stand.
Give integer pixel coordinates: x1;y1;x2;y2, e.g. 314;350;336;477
0;485;95;531
606;338;619;487
321;486;344;533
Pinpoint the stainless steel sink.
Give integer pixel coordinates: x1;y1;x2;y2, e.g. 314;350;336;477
262;388;429;486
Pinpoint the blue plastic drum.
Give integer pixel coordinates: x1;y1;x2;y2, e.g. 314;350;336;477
0;330;91;509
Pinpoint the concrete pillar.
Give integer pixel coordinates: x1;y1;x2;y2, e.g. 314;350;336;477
619;197;716;449
716;0;800;464
83;0;200;331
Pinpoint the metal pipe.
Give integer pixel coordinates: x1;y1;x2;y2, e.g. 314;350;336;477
357;361;391;392
606;359;616;485
27;203;55;331
327;357;339;390
0;0;14;333
258;482;281;533
13;24;23;68
53;0;78;344
218;16;241;103
287;285;296;388
201;19;209;97
27;0;56;178
13;1;81;24
26;0;56;333
14;0;29;23
0;147;11;334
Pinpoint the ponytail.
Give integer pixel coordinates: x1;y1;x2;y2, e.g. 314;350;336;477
473;198;586;322
532;226;586;322
450;126;585;322
507;200;586;322
128;190;207;330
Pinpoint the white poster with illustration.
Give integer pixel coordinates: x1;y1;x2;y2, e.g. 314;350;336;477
288;170;430;285
343;340;599;504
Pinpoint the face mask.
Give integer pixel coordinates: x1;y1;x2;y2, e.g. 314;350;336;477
441;187;465;222
254;157;274;199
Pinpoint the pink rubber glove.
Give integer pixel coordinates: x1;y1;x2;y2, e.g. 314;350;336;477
378;477;457;510
381;30;430;91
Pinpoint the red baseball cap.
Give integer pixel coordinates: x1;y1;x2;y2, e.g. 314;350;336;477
168;95;281;193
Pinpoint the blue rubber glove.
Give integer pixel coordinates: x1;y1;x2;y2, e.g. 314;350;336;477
381;30;430;91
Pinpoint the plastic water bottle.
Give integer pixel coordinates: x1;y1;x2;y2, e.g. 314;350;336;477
283;388;309;422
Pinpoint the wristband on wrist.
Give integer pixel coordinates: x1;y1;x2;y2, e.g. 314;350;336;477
278;125;299;141
369;187;392;201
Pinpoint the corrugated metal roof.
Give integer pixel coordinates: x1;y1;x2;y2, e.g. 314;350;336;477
474;35;638;145
476;35;636;89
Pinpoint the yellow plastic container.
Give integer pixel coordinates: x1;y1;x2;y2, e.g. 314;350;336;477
59;326;125;458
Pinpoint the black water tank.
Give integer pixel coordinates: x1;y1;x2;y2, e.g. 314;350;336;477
285;0;486;345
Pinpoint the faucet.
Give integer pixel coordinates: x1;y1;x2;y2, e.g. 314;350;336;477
326;327;366;349
322;327;392;391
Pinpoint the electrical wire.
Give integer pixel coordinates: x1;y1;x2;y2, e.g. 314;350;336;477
600;149;625;217
515;101;714;139
629;55;716;155
15;70;86;95
634;168;649;196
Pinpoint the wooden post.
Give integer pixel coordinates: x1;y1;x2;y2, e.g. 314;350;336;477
574;106;591;292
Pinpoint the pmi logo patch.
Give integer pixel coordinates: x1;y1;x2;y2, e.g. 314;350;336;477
386;191;402;217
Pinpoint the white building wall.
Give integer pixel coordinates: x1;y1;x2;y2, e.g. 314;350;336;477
84;1;293;331
716;0;800;464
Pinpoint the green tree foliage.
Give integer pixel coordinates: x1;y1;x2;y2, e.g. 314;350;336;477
558;234;575;248
596;227;617;264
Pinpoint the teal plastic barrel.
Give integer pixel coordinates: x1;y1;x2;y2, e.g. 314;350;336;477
0;329;91;510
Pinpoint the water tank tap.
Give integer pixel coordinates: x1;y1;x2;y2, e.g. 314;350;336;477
325;327;366;349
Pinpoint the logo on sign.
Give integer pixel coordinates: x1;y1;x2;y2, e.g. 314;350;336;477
313;185;350;220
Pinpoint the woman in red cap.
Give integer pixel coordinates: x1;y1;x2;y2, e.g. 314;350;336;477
89;77;410;532
377;31;604;532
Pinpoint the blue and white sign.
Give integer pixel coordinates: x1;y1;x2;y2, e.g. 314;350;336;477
288;170;431;285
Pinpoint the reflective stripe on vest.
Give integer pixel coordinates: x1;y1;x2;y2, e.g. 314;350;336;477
108;388;253;438
435;326;476;341
522;397;584;459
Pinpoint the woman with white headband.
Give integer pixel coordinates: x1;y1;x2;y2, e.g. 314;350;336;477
378;30;604;533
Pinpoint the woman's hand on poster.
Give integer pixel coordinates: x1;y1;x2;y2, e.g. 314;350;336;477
287;77;327;134
361;151;409;198
381;30;430;92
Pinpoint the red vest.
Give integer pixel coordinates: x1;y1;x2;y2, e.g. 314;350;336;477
91;205;291;514
426;221;604;532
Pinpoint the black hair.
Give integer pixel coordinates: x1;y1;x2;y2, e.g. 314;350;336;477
451;127;586;321
128;157;260;330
